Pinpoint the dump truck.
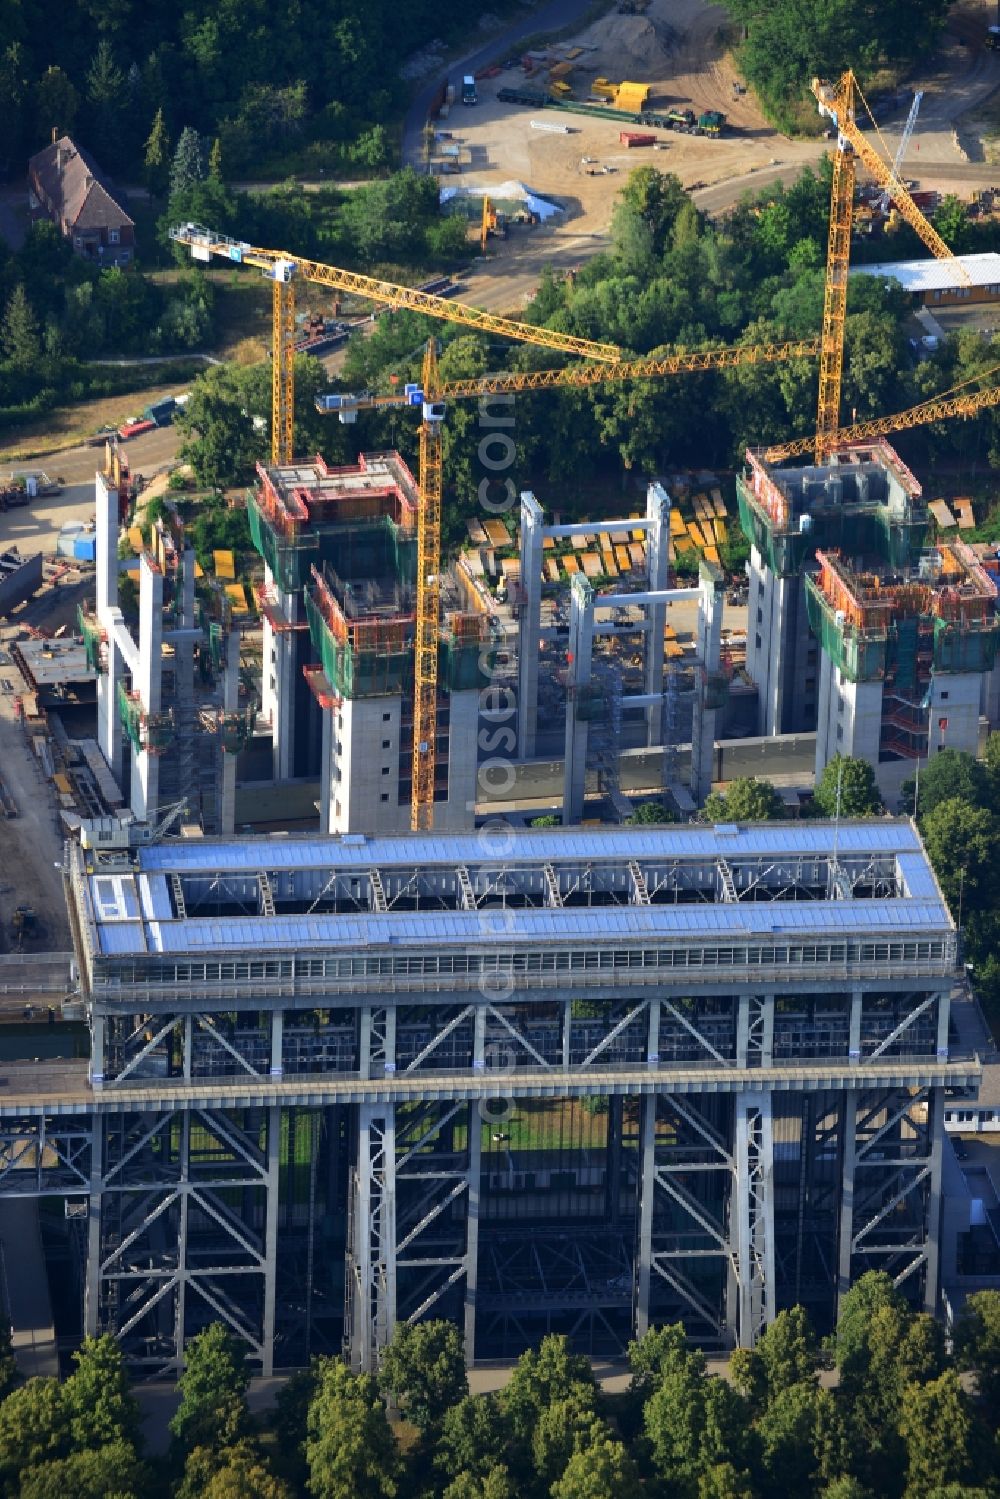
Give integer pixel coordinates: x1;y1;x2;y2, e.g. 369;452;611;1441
697;110;725;136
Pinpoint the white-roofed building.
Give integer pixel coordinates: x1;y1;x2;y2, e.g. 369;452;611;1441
51;819;975;1375
853;251;1000;305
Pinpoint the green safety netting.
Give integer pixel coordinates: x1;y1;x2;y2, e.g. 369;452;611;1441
77;605;105;673
736;478;927;579
117;681;173;753
247;491;319;594
806;576;1000;684
305;588;414;698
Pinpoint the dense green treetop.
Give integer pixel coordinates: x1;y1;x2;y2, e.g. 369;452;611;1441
813;755;881;818
703;778;786;824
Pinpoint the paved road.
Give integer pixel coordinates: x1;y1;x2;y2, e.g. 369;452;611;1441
46;424;183;486
402;0;606;168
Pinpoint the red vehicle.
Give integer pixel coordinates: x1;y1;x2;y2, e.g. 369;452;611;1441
118;419;156;441
620;131;656;147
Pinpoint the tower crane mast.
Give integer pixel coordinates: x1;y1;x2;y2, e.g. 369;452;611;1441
811;71;969;462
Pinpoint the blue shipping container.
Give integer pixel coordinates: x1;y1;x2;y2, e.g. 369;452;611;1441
73;535;97;562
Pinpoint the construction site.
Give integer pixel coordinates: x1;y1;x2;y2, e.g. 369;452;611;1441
5;45;1000;1385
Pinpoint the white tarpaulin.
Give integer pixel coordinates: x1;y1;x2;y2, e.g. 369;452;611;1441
440;180;563;220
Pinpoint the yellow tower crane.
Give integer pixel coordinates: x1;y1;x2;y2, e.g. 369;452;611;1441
765;360;1000;462
811;71;971;462
171;220;819;830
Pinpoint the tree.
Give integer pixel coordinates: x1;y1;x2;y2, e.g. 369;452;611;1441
529;815;560;827
901;748;991;820
626;800;675;824
177;355;339;490
434;1395;511;1487
0;1321;17;1403
899;1371;977;1496
169;1324;250;1455
955;1290;1000;1417
982;730;1000;801
643;1360;710;1491
0;1379;71;1489
629;1322;703;1394
170;126;206;199
85;41;126;164
530;1388;600;1491
703;777;785;823
731;1307;816;1411
920;797;999;917
2;283;40;371
19;1440;147;1499
64;1335;141;1452
144;107;170;194
834;1271;905;1374
755;1383;848;1497
933;195;969;254
698;1464;756;1499
193;1441;294;1499
208;137;224;183
379;1319;467;1431
813;755;881;818
0;43;28;178
443;1470;516;1499
500;1335;595;1446
550;1433;644;1499
34;67;79;145
305;1358;402;1499
610;168;690;268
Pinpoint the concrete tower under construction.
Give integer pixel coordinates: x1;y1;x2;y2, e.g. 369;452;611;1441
739;442;928;737
250;453;485;833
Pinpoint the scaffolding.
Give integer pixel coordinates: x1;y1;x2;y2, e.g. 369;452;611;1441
77;605;107;673
737;472;927;579
302;664;342;711
805;547;1000;684
198;705;257;755
306;565;415;698
117;682;175;754
247;489;320;595
442;612;489;692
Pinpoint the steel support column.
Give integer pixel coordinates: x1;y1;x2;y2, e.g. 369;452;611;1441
733;1091;774;1345
84;1117;102;1337
261;1105;281;1374
634;1095;656;1338
837;1091;857;1311
465;1101;482;1365
350;1104;396;1370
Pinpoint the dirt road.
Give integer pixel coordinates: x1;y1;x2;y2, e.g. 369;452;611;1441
404;0;1000;308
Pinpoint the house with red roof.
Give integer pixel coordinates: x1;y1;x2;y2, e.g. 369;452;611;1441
28;136;134;267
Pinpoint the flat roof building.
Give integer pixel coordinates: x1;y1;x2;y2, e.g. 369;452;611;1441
854;251;1000;304
43;819;977;1374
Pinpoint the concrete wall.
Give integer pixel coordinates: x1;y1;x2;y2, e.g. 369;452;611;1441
746;550;818;737
815;663;883;778
328;694;409;835
439;688;480;832
0;551;42;617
